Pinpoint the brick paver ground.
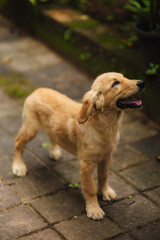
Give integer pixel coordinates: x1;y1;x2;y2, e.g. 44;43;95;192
0;16;160;240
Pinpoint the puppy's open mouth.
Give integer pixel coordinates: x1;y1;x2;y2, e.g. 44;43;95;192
116;96;143;109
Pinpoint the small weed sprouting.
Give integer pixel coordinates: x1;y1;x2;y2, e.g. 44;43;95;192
68;183;78;189
146;63;160;75
64;29;71;41
41;142;50;148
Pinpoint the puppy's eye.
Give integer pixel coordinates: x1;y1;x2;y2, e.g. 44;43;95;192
112;81;120;87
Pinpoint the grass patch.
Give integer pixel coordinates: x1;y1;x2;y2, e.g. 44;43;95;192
68;19;98;29
0;72;37;104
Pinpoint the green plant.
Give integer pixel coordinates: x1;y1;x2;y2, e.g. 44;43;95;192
68;183;78;188
125;0;160;32
64;29;71;40
106;13;115;22
146;62;160;75
79;52;91;61
29;0;36;5
42;142;50;148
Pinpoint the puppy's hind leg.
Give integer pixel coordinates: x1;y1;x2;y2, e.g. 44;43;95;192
49;141;61;161
12;123;37;177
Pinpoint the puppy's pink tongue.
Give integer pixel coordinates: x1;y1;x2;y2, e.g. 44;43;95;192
124;99;142;106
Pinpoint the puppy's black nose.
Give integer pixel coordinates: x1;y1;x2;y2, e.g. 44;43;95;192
136;80;145;89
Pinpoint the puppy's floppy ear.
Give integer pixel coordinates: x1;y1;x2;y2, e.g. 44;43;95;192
78;90;104;124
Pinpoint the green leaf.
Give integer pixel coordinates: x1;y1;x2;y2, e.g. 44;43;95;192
42;142;50;148
128;195;132;199
64;30;71;40
146;68;156;75
23;200;27;205
125;5;140;13
68;183;78;188
143;0;150;7
29;0;36;5
129;0;141;8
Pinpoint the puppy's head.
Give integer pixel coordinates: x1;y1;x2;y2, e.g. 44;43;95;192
78;72;145;124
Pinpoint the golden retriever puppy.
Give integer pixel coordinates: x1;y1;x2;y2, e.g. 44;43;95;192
12;72;145;220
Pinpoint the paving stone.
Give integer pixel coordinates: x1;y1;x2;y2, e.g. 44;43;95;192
34;51;62;66
112;233;133;240
108;173;137;200
25;64;69;88
55;214;122;240
0;97;21;120
5;37;49;56
7;168;64;200
0;39;19;61
0;114;22;137
120;120;158;143
131;220;160;240
0;89;21;118
0;64;10;74
8;52;43;72
0;151;43;179
0;128;5;137
110;144;149;171
0;183;21;210
0;37;58;73
0;134;14;156
0;155;14;179
0;205;45;240
131;134;160;159
104;195;160;231
19;229;62;240
26;65;90;99
31;190;85;223
33;147;53;166
145;187;160;207
119;161;160;191
53;160;80;183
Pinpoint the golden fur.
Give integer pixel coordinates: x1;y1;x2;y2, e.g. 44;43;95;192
12;72;143;220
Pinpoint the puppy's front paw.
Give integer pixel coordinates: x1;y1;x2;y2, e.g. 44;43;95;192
86;205;105;220
102;186;117;201
12;161;27;177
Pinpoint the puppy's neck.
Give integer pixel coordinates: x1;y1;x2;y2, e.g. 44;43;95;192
99;109;123;124
87;109;123;131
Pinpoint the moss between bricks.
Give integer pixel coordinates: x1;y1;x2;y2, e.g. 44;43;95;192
67;19;99;29
0;72;37;104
